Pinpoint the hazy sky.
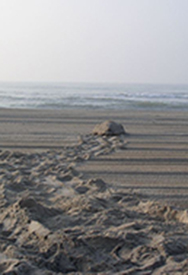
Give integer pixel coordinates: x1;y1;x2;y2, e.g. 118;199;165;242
0;0;188;83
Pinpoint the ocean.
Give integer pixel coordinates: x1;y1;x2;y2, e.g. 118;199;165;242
0;82;188;111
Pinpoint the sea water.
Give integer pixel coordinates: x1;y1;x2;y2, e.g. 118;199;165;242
0;82;188;111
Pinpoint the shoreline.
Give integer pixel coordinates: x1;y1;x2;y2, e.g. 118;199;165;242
1;82;188;112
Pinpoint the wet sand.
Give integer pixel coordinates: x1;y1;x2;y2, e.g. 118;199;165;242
0;108;188;274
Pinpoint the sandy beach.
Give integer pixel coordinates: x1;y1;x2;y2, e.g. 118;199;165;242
0;108;188;274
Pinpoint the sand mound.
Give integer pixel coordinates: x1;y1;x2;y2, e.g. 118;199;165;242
0;134;188;274
92;120;126;136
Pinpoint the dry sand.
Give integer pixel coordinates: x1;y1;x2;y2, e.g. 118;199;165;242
0;108;188;274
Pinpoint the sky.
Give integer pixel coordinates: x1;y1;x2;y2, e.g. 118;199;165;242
0;0;188;84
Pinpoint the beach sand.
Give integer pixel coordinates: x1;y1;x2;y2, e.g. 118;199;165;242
0;108;188;274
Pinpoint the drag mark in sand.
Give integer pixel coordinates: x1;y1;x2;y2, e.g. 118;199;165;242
0;125;188;274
